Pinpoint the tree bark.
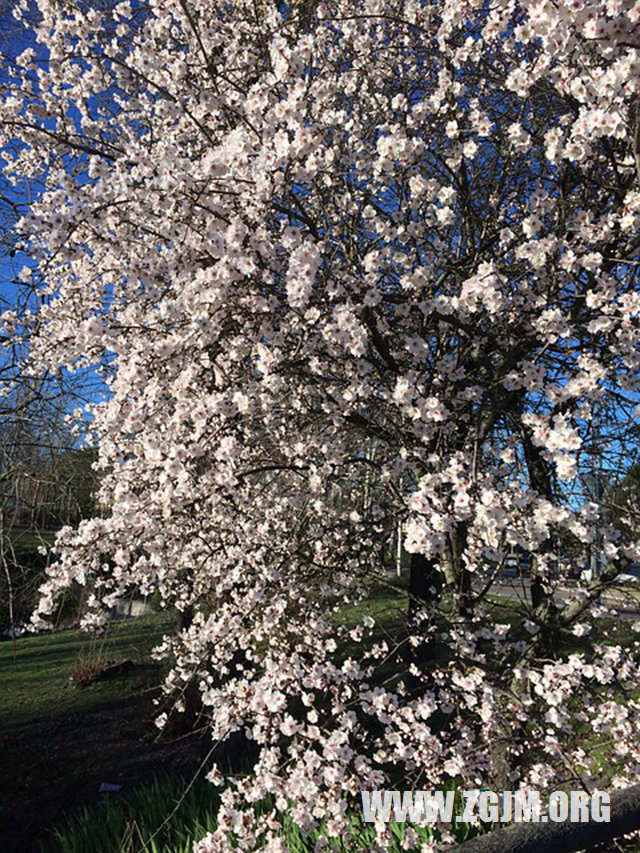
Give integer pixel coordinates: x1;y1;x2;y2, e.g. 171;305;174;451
450;785;640;853
406;553;442;687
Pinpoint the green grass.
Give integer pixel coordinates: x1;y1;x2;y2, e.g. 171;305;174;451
334;582;408;635
0;584;409;735
0;614;170;729
41;771;481;853
8;584;631;851
41;773;222;853
8;527;56;553
3;592;481;853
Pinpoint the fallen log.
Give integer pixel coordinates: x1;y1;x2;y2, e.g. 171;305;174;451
450;785;640;853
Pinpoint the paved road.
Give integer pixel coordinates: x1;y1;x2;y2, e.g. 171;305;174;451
483;578;640;619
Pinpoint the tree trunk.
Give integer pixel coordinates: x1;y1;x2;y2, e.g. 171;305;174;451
406;553;442;688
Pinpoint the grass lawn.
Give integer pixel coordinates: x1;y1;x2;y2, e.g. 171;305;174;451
0;613;205;853
0;614;171;729
2;582;636;852
335;580;409;635
0;589;415;853
9;527;56;552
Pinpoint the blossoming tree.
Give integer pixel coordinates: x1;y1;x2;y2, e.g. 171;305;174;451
3;0;640;848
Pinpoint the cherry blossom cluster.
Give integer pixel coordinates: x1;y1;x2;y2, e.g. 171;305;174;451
3;0;640;849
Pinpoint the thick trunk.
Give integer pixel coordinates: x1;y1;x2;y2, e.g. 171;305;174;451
164;604;201;737
449;522;472;618
521;427;559;644
406;553;442;687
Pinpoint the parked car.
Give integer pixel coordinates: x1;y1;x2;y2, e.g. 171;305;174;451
580;562;640;584
499;550;531;578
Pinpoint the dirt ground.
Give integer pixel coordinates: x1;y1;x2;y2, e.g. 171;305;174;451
0;671;201;853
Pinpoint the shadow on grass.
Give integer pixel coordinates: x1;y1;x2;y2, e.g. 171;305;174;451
0;615;195;853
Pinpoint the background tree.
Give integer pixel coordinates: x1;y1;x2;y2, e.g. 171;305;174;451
0;1;100;630
0;326;99;630
605;462;640;539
